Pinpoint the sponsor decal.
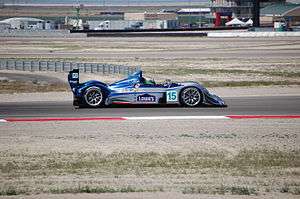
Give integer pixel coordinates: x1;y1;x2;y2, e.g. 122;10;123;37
72;73;79;79
69;80;78;84
137;94;156;102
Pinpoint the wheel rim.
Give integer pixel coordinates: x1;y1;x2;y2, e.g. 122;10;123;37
85;88;103;106
182;87;201;106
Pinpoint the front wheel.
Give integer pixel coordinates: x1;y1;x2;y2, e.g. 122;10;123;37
180;87;203;107
84;87;105;108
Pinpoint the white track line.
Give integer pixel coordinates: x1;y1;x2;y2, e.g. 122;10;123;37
125;116;229;120
1;115;300;123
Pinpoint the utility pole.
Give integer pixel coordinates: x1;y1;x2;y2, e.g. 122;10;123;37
253;0;260;27
128;0;130;29
188;0;191;28
0;0;4;8
75;3;84;30
76;6;80;29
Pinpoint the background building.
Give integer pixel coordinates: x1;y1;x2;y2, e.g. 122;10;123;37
261;2;300;26
0;17;45;29
124;12;177;21
177;8;213;27
210;0;287;26
87;20;141;30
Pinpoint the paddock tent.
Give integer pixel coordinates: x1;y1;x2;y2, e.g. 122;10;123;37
225;18;245;26
0;22;11;30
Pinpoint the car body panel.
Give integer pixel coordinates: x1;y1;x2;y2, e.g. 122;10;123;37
68;69;226;107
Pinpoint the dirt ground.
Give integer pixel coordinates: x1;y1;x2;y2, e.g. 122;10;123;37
1;37;300;87
0;119;299;198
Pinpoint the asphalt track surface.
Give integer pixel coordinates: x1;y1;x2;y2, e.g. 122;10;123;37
0;96;300;118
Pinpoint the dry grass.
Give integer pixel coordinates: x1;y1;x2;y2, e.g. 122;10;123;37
182;185;258;195
2;150;299;176
153;68;300;78
0;185;162;196
0;119;299;197
0;80;68;93
0;150;299;196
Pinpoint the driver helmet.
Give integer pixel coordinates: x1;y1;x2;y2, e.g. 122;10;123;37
143;77;155;85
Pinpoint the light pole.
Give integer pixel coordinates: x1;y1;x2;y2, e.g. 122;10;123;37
253;0;260;27
188;0;191;28
127;0;130;29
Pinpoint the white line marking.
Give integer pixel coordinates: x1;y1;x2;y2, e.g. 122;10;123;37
125;116;229;120
0;119;7;122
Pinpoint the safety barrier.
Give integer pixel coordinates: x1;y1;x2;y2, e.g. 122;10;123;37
0;59;140;75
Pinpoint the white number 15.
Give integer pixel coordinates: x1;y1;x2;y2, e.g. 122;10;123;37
167;91;177;102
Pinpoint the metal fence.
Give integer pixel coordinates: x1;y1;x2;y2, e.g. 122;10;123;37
0;59;140;75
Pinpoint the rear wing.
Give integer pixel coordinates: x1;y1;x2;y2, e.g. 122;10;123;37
68;69;79;89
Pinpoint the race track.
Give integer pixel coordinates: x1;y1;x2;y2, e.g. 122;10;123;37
1;96;300;118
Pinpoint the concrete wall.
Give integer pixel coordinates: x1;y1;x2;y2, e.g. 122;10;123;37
208;31;300;37
87;20;143;30
143;20;163;29
144;13;177;20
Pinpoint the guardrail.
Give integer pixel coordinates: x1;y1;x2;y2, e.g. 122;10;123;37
0;59;140;75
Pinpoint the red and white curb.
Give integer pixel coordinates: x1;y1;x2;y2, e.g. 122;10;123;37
0;115;300;123
125;116;228;120
0;117;126;123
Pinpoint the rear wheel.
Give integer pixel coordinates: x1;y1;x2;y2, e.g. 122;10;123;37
84;87;105;107
180;87;203;107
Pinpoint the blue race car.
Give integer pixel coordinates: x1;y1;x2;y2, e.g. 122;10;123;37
68;69;226;108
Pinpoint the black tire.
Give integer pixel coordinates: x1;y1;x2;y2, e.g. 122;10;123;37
180;87;203;107
83;87;105;108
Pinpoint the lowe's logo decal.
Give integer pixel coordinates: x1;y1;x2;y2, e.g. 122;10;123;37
137;94;156;102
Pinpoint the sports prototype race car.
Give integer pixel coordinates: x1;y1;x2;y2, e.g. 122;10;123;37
68;69;226;108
